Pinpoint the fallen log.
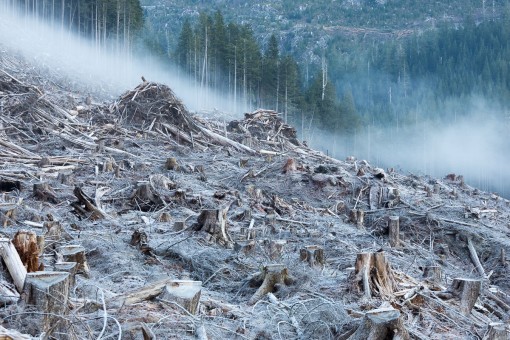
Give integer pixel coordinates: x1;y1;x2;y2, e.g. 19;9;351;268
33;182;57;204
0;325;31;339
0;238;27;292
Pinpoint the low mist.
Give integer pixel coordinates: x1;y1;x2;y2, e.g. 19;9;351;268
0;5;245;117
310;99;510;197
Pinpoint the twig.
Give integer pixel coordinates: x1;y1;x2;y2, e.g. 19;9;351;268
97;288;108;340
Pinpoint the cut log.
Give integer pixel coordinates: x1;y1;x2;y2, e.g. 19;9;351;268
388;216;400;248
58;245;90;278
349;209;365;228
438;278;481;316
160;280;202;315
348;307;409;340
193;208;233;247
352;251;396;299
0;238;27;292
248;264;292;305
22;271;70;336
33;182;57;204
300;245;325;268
483;322;509;340
12;230;41;272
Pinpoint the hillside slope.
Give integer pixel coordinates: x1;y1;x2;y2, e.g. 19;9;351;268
0;46;509;339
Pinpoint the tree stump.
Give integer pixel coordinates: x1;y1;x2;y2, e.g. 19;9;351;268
282;158;297;174
348;307;409;340
300;245;325;268
174;220;186;231
57;172;73;185
484;322;509;340
33;182;57;204
422;264;443;283
165;157;179;171
438;278;481;316
58;245;90;278
248;264;292;305
54;262;78;288
263;239;286;260
159;212;172;222
0;238;27;292
130;182;164;211
350;209;365;228
160;280;202;315
234;240;256;255
22;271;70;337
193;208;232;247
352;251;397;299
12;230;41;272
72;186;105;220
388;216;400;247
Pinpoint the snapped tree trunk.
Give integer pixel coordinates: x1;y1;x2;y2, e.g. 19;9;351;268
193;208;232;247
352;251;397;299
12;230;41;272
438;278;481;316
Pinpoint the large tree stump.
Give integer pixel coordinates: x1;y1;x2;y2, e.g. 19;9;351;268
22;271;70;337
0;238;27;292
300;245;325;268
160;280;202;315
12;230;41;272
58;245;90;278
484;322;509;340
33;182;57;204
193;208;232;247
348;307;409;340
388;216;400;247
248;264;292;305
438;278;481;316
352;251;397;299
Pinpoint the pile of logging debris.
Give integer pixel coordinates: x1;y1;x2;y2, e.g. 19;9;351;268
0;49;509;339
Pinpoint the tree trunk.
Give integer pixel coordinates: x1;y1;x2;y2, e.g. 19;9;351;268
350;209;365;228
0;238;27;292
160;280;202;315
348;307;409;340
422;264;442;283
22;271;70;337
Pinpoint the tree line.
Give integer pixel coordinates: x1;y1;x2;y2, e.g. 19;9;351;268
174;11;360;136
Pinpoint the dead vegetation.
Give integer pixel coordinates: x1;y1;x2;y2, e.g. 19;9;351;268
0;49;509;339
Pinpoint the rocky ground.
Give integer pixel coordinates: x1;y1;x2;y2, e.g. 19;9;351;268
0;49;510;340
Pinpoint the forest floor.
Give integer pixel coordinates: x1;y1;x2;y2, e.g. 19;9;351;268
0;48;510;340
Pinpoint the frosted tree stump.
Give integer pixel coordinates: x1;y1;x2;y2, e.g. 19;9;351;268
0;238;27;292
348;307;409;340
130;182;164;211
58;245;90;278
438;278;481;315
33;182;57;204
193;208;233;247
485;322;509;340
12;230;41;272
300;245;325;267
165;157;179;171
352;251;397;299
422;263;442;283
248;264;293;305
54;262;78;288
265;239;286;260
388;216;400;247
350;209;365;228
160;280;202;315
22;271;70;337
